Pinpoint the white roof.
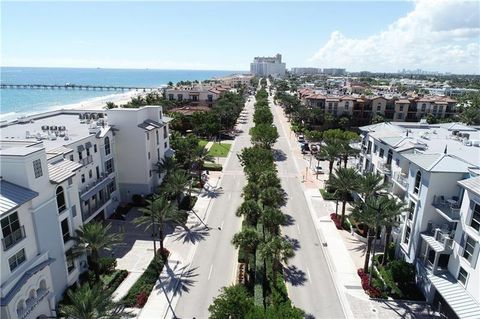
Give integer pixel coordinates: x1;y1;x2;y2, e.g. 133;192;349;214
458;176;480;195
403;153;475;173
0;180;38;215
48;159;83;184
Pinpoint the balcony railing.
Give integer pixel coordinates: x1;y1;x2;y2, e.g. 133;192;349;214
432;195;461;221
81;193;111;222
392;171;408;189
378;162;392;174
421;226;454;255
79;155;93;166
2;226;26;251
80;174;108;197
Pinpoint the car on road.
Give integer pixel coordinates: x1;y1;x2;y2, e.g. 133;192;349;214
297;135;305;143
314;166;324;174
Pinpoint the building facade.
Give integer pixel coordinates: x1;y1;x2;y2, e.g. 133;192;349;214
356;122;480;318
0;105;170;318
250;53;286;77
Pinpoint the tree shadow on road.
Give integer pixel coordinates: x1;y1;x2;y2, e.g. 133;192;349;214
283;214;296;226
284;235;301;251
159;262;199;297
199;184;224;199
172;223;210;244
273;148;287;162
283;265;307;286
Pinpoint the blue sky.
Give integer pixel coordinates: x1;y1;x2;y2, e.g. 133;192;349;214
2;1;479;73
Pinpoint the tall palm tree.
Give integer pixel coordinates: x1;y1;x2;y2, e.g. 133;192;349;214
236;200;262;225
259;186;287;209
163;169;190;206
155;156;180;179
192;146;214;187
134;195;182;256
259;207;286;235
318;142;341;180
359;172;387;199
231;227;261;266
258;234;294;282
339;141;359;168
59;283;128;319
327;167;360;225
72;222;123;280
381;197;408;265
257;170;281;190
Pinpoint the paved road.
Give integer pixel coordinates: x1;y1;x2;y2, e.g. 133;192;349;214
172;97;255;319
269;86;346;318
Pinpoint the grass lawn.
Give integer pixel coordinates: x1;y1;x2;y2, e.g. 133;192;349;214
208;142;231;157
198;140;209;149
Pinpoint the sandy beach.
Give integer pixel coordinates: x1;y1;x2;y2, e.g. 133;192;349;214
68;89;149;111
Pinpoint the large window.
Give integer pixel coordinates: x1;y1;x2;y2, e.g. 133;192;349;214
458;267;468;286
104;137;111;155
33;159;43;178
66;250;75;273
463;235;476;263
414;171;421;194
56;186;66;214
1;212;24;250
105;159;115;175
470;202;480;232
156;130;159;145
61;219;70;243
408;202;416;220
9;249;26;271
404;225;411;244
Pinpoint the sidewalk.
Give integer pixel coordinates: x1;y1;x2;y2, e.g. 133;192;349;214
272;96;439;319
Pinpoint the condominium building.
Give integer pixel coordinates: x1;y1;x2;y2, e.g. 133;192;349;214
356;121;480;318
298;88;457;124
290;67;322;75
217;74;254;87
250;53;286;77
0;105;171;319
165;84;230;107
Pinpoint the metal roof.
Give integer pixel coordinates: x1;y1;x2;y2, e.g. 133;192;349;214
47;159;83;184
458;176;480;195
403;153;475;173
0;180;39;215
428;271;480;319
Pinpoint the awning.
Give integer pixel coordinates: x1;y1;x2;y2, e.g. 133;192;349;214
428;271;480;319
85;142;92;149
77;145;85;152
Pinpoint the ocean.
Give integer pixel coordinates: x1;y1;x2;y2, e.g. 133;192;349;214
0;67;239;120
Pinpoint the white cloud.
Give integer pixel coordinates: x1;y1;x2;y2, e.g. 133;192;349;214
310;0;480;74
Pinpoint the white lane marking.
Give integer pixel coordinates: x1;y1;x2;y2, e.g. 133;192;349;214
297;224;301;233
208;264;213;280
307;267;311;281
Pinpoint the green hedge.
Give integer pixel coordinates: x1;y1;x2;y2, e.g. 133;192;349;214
123;256;165;307
104;269;129;292
203;162;223;171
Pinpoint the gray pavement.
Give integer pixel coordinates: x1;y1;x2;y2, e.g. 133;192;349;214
171;97;256;318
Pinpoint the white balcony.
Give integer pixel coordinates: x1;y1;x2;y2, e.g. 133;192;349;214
392;171;408;190
432;195;461;222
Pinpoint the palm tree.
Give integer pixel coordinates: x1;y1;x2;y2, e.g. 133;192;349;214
257;170;281;190
242;182;260;201
339;141;359;168
259;186;287;209
192;146;214;187
236;200;262;225
327;167;360;225
381;197;407;265
134;195;182;256
259;207;286;235
318;142;341;180
72;222;123;280
163;170;190;206
59;283;127;319
258;234;294;281
232;227;261;265
155;156;180;178
359;172;387;198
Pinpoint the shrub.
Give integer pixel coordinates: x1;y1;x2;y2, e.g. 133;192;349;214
98;256;117;274
320;189;338;200
203;162;223;171
178;195;197;210
131;194;147;207
357;268;382;298
330;213;342;230
104;269;128;292
136;291;149;308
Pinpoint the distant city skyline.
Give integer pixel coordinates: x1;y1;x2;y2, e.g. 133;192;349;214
1;1;479;74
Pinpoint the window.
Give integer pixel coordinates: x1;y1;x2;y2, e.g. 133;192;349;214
408;202;416;220
96;166;100;179
66;250;75;273
458;267;468;285
88;170;92;178
33;159;43;178
168;94;174;100
86;147;90;157
404;225;411;244
105;159;114;175
149;170;152;178
8;249;26;271
61;219;70;243
69;155;74;161
387;150;393;165
470;202;480;232
146;132;150;141
68;178;73;186
156;130;159;145
399;105;404;111
395;158;400;166
421;103;426;111
164;141;168;149
377;105;381;111
163;126;168;138
104;137;111;155
463;235;476;263
1;212;24;250
71;205;77;218
177;94;182;100
148;152;151;160
397;113;403;119
379;148;384;158
207;94;213;102
414;171;421;194
81;174;85;183
157;149;160;161
94;144;97;153
78;151;83;160
56;186;67;214
107;179;116;194
374;145;378;153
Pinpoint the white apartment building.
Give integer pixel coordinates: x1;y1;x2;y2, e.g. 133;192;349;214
0;105;170;318
356;122;480;318
250;53;286;77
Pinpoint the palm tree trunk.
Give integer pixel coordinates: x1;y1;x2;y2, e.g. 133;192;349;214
328;160;334;181
341;199;347;226
382;226;392;265
343;155;348;168
364;228;374;273
91;249;100;280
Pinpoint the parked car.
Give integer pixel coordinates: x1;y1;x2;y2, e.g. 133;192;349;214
298;135;305;142
314;166;324;174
